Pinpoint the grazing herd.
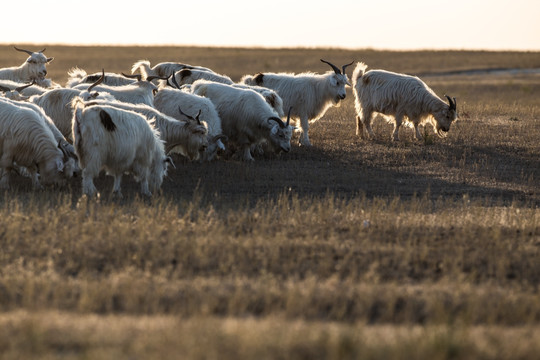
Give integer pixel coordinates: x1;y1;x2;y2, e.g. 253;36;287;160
0;46;458;198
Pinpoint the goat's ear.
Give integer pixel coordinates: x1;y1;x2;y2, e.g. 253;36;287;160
254;73;264;85
165;156;175;169
46;57;54;63
56;158;65;172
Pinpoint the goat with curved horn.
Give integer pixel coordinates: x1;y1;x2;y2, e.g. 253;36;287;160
241;59;352;147
352;62;458;141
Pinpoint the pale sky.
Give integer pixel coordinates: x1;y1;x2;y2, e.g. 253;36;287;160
2;0;539;50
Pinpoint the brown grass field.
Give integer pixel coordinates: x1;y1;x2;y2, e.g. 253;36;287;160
0;45;539;359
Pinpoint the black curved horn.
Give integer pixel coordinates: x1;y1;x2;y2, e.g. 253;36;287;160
213;134;228;143
342;61;355;75
268;117;286;128
146;75;168;82
14;46;34;55
122;72;142;82
58;140;70;160
15;80;35;93
88;69;105;92
286;107;292;126
195;109;202;125
170;71;181;89
39;48;46;53
445;95;456;110
178;106;199;122
320;59;341;74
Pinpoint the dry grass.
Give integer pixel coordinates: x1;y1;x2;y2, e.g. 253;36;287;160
0;45;539;359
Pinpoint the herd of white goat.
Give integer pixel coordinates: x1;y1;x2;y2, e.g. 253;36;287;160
0;47;458;197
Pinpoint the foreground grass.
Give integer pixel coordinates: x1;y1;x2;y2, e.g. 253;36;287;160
0;194;538;323
1;311;540;360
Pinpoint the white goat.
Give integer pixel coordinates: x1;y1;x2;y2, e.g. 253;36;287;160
66;67;136;88
232;83;285;117
0;99;70;189
174;68;233;86
131;60;214;81
72;101;171;198
0;80;48;97
84;99;209;161
240;59;353;147
0;96;78;167
153;84;226;161
73;71;161;107
192;81;293;161
0;47;56;88
351;62;458;141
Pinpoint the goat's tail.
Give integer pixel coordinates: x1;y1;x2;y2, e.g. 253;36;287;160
66;67;87;88
351;62;368;87
192;83;207;97
131;60;152;79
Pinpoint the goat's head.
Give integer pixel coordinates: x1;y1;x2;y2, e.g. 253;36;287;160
57;140;80;179
122;72;162;95
15;47;53;80
266;107;294;153
321;59;354;104
37;144;69;187
171;107;210;161
0;81;34;100
433;95;458;137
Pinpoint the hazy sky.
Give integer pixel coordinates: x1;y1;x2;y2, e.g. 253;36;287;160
3;0;539;50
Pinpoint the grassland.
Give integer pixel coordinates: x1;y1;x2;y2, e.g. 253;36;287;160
0;45;539;359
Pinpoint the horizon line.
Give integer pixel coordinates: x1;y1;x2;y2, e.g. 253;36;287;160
1;42;539;53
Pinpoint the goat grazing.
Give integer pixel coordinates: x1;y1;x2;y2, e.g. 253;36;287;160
0;99;72;189
192;80;293;161
154;80;226;161
351;62;458;141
